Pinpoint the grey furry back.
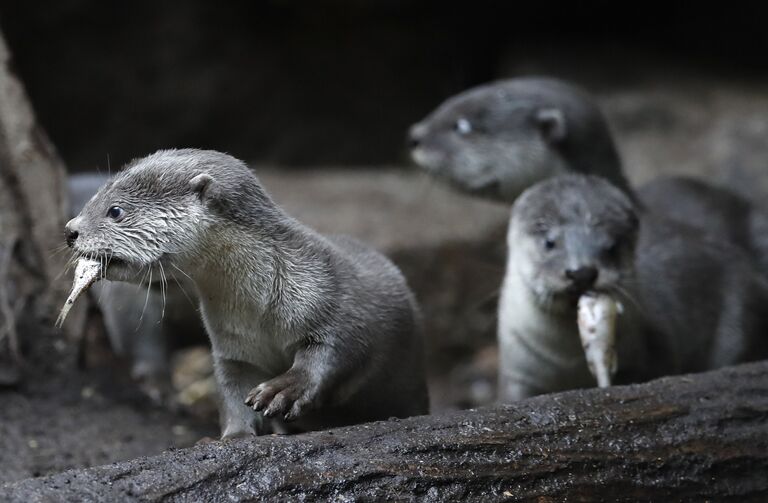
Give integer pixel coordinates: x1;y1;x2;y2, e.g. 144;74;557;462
634;214;768;373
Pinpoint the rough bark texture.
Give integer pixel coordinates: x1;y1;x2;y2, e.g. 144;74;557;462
0;30;74;377
2;361;767;502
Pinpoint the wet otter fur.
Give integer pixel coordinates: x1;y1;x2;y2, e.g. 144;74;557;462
499;174;768;400
65;149;429;437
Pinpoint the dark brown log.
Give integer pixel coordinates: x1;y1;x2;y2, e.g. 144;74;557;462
2;361;767;502
0;31;77;375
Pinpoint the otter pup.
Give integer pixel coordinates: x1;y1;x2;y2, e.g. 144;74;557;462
409;77;768;272
65;149;429;437
499;174;768;400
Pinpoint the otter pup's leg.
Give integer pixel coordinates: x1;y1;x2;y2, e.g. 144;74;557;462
245;344;351;422
214;357;266;439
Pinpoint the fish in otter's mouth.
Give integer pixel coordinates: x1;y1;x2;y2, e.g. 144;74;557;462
55;256;102;327
577;292;621;388
56;250;172;327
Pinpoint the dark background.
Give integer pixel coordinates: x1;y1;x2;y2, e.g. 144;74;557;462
1;1;767;170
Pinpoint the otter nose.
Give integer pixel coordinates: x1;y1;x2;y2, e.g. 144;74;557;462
407;124;425;149
65;218;80;248
565;266;598;289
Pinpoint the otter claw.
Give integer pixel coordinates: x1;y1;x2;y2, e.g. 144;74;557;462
244;384;274;412
244;371;312;421
263;392;290;418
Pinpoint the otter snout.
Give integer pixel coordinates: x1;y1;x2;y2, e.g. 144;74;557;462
565;265;598;291
65;217;81;247
407;123;427;149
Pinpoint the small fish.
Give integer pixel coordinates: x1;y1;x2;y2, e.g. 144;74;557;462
577;293;619;388
55;257;102;328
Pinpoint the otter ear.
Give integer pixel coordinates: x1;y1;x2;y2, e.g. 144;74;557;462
189;173;215;201
535;108;567;143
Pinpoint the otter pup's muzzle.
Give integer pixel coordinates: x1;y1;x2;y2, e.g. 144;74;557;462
565;265;599;291
65;217;81;247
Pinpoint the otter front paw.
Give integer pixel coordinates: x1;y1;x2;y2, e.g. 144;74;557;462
244;370;315;421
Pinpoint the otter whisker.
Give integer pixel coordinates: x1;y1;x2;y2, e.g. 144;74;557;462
170;263;194;283
610;283;642;313
95;262;107;304
167;268;197;310
136;265;153;330
55;252;78;281
158;261;168;322
49;244;71;259
103;250;113;280
132;264;151;319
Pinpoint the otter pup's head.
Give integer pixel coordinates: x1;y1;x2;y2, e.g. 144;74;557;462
508;174;638;313
408;77;625;202
64;149;274;282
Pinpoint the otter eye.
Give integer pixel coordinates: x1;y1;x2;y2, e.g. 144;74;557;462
454;118;473;135
106;206;125;221
544;238;556;251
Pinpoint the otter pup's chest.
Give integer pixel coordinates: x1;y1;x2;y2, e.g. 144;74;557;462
503;310;593;385
199;297;294;375
498;276;595;392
